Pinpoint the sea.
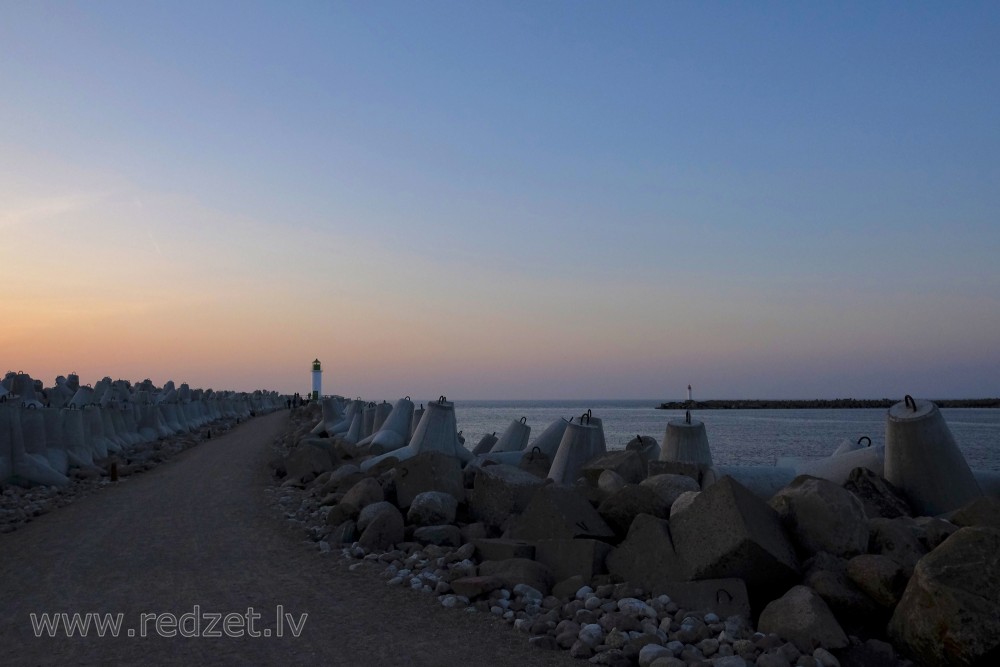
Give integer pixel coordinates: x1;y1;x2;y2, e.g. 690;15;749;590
417;399;1000;472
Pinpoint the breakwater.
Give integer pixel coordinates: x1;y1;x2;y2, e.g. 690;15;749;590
657;398;1000;410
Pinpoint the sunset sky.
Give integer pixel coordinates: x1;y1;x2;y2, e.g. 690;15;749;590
2;2;998;399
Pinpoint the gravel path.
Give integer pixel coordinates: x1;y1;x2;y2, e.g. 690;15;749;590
0;411;575;666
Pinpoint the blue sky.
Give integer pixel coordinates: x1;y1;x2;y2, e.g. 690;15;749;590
2;1;998;399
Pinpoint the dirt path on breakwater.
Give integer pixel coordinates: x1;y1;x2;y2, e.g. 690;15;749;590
0;411;574;667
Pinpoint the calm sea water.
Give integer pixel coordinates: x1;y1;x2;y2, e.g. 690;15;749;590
417;399;1000;472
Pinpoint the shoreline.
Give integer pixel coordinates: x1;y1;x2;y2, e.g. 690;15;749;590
656;398;1000;410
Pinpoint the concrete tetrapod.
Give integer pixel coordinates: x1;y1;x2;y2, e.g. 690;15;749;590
0;404;68;486
12;373;46;409
885;396;982;515
370;397;415;453
82;406;111;459
360;397;470;472
661;411;713;465
410;406;424;437
361;403;377;440
40;408;70;474
372;401;393;433
68;385;96;409
490;417;531;454
526;418;571;460
60;407;95;468
794;443;885;485
547;412;606;485
472;432;498;456
833;435;872;457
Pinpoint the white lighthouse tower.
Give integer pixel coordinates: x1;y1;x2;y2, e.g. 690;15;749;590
687;384;692;402
311;359;322;400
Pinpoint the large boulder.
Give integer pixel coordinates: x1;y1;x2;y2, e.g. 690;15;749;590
769;475;869;558
534;538;612;584
510;485;615;541
757;585;849;654
283;443;335;482
868;517;927;574
597;485;670;538
356;501;404;551
888;527;1000;667
670;476;799;599
843;467;912;519
580;450;647;486
394;451;463;509
407;490;458;526
469;463;545;529
605;514;687;592
950;495;1000;530
845;554;906;608
340;477;384;511
641;473;701;508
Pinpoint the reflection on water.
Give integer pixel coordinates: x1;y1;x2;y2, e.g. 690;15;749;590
426;400;1000;471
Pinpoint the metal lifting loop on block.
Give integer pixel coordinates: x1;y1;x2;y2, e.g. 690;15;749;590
404;396;411;401
520;416;527;424
904;395;917;412
716;589;734;604
580;412;590;425
858;436;872;448
685;410;691;425
438;395;447;404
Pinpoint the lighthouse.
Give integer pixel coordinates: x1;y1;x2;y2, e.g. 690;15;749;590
311;359;322;400
687;384;692;402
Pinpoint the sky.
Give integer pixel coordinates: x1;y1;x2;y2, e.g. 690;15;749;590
2;1;998;400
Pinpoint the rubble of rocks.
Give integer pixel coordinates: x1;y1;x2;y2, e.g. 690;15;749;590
269;403;999;667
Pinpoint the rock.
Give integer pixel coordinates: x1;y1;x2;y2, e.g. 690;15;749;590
888;526;1000;666
406;490;458;526
638;644;671;667
327;519;356;545
324;501;359;526
283;443;335;482
605;514;687;591
471;538;535;562
843;468;912;519
552;574;588;599
340;477;384;511
469;464;544;528
356;501;404;551
803;565;880;625
510;485;614;541
758;585;849;654
450;575;505;599
950;495;1000;529
641;474;701;508
394;451;463;509
659;579;751;620
812;648;839;667
598;469;627;494
580;450;647;485
413;524;462;547
769;476;869;558
598;485;670;537
669;491;699;519
479;558;554;596
845;554;905;608
912;516;958;550
534;538;612;584
670;476;799;599
528;635;559;650
868;517;927;574
647;459;702;483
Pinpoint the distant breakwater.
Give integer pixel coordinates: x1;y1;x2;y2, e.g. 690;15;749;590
657;398;1000;409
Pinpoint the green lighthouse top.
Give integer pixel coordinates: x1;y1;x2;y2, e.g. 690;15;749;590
312;359;321;371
